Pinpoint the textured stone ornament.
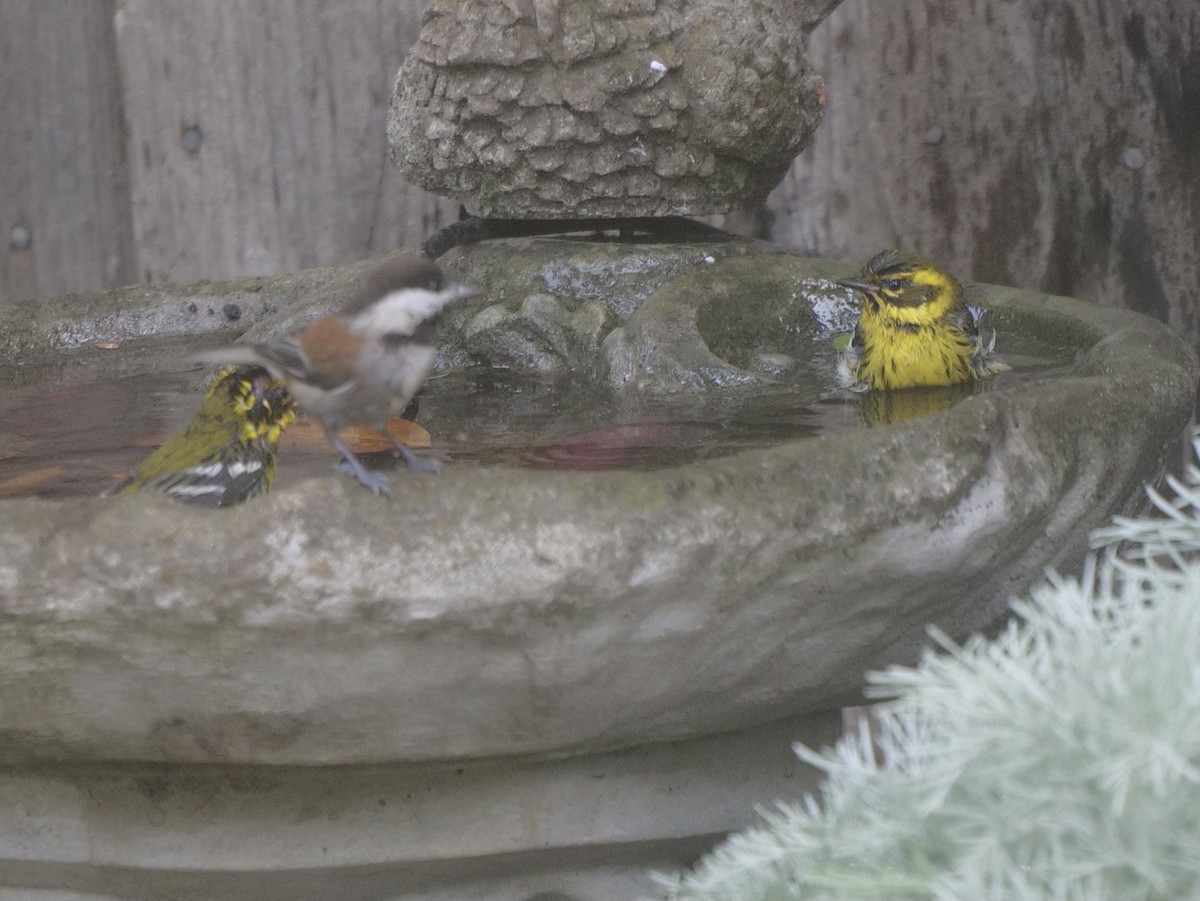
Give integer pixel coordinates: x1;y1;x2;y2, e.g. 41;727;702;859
388;0;837;217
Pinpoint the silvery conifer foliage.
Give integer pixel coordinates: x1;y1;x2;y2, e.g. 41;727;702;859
658;432;1200;901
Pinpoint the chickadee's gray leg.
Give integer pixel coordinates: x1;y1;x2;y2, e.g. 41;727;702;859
335;458;393;495
324;428;391;496
383;425;442;474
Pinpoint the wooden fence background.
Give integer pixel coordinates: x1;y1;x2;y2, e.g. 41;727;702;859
2;0;1198;348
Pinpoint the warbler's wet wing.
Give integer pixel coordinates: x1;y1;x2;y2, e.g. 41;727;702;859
851;320;867;352
834;322;870;391
952;305;982;343
140;458;268;507
214;459;272;505
962;304;1010;375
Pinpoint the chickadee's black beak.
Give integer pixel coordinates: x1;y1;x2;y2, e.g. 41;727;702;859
448;281;481;301
837;277;874;294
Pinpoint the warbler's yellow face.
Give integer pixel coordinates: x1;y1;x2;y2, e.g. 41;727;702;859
838;250;962;327
209;365;298;444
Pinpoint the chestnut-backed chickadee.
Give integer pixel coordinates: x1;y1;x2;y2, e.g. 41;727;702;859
195;257;478;495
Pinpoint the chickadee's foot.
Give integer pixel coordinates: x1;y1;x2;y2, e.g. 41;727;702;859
385;428;442;474
403;453;442;474
326;428;392;496
336;458;392;496
394;445;441;474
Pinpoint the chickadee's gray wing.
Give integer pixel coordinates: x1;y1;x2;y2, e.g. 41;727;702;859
249;336;311;381
192;334;345;390
191;344;277;372
281;318;365;392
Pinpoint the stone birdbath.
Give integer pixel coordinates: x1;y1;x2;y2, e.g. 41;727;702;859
0;2;1196;900
0;235;1194;901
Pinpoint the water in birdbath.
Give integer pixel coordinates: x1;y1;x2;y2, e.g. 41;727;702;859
0;334;1069;499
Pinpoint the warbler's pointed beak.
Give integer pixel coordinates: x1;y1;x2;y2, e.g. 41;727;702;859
837;277;875;294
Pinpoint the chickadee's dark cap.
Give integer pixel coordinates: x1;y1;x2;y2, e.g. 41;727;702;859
344;257;448;315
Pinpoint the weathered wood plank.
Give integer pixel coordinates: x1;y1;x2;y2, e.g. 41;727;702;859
114;0;456;285
773;0;1200;343
0;0;134;303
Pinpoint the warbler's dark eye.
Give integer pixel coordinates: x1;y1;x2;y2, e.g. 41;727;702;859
884;278;905;291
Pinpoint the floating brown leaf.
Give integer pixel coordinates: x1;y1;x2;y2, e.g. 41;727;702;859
281;417;431;453
0;465;68;497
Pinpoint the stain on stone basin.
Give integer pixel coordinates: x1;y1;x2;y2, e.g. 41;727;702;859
0;241;1194;767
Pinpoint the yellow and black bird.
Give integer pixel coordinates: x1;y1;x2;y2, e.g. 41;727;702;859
105;365;297;506
836;250;1008;392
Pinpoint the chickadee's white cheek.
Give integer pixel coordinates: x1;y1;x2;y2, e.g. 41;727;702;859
354;288;449;337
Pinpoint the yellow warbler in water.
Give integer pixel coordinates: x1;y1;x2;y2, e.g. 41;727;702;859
837;250;1008;392
106;365;297;506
